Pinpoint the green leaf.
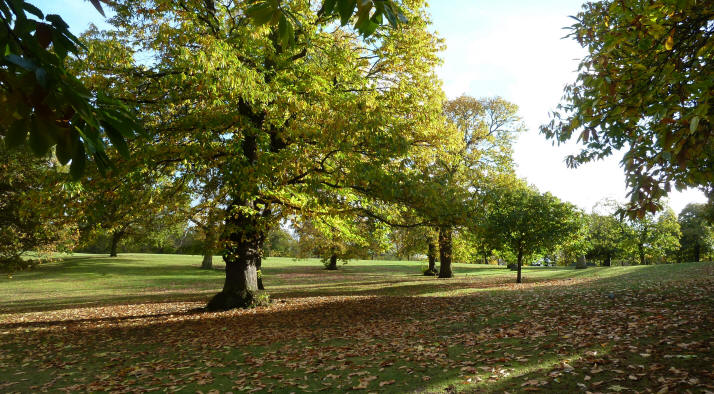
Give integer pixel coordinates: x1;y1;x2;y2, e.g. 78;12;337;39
246;2;277;26
22;2;43;19
319;0;338;16
103;123;130;158
278;14;294;48
338;0;356;26
28;118;54;156
689;116;699;134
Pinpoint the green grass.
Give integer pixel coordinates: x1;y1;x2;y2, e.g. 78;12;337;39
1;254;713;393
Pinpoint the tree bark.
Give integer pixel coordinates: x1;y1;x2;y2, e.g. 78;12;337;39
694;245;700;262
516;249;523;283
207;206;263;311
201;228;215;270
201;252;213;269
638;243;646;265
426;238;437;274
327;254;338;270
109;231;123;257
438;226;453;278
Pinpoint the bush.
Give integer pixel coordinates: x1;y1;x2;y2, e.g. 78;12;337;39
506;263;517;270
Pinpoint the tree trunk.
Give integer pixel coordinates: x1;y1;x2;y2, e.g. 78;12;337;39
201;228;215;270
427;238;437;274
207;207;263;311
638;243;646;265
438;226;453;278
327;254;338;270
201;252;213;270
516;249;523;283
694;245;700;262
109;231;123;257
603;253;611;267
256;248;265;290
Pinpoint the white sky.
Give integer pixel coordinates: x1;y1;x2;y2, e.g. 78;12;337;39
428;0;707;214
35;0;708;214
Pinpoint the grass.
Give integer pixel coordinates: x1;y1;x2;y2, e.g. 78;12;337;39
1;254;713;393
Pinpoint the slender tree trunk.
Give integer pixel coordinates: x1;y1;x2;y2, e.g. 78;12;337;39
603;253;611;267
207;206;262;311
516;249;523;283
327;254;338;270
483;254;488;265
438;226;453;278
638;243;646;265
427;238;437;274
256;250;265;290
109;231;123;257
694;245;700;262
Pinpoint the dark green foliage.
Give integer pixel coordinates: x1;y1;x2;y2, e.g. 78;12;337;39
541;0;714;216
678;203;714;262
0;0;140;178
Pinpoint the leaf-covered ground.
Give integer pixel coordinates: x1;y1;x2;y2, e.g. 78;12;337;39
1;255;713;393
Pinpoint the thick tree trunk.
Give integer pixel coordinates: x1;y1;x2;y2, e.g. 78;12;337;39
516;249;523;283
109;231;123;257
207;207;263;311
201;228;216;270
201;252;213;270
438;226;453;278
327;254;338;270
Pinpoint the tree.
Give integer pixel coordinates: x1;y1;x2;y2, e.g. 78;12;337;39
78;159;190;258
482;182;585;283
624;207;681;265
296;215;389;269
1;0;140;177
84;0;445;310
586;200;630;266
1;0;403;175
0;145;78;272
541;0;714;216
678;203;713;262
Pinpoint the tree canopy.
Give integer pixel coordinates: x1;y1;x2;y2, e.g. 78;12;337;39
541;0;713;216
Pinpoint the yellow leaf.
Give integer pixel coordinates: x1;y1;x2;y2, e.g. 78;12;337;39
665;34;674;50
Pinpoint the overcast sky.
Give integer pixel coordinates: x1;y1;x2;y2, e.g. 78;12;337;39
35;0;708;214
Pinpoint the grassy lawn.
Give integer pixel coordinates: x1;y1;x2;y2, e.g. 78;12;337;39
1;254;713;393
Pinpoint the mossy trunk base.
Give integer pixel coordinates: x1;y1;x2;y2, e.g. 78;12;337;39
206;290;254;311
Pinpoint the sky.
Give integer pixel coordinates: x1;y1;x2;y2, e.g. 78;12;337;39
34;0;708;214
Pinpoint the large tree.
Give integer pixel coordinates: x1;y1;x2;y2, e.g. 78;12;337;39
81;0;445;310
1;0;403;174
0;145;78;272
541;0;713;216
